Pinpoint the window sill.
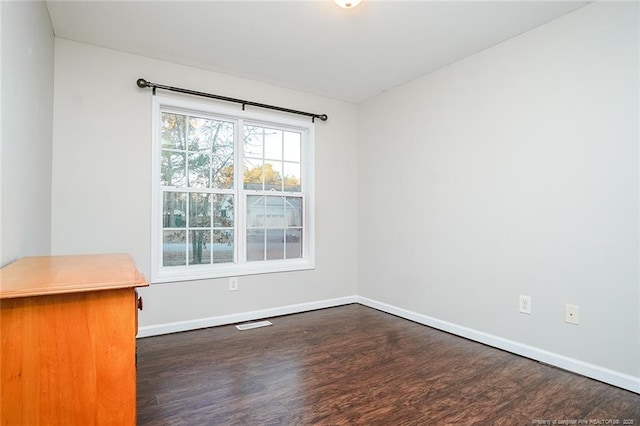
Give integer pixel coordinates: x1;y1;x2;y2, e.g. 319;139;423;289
151;258;315;284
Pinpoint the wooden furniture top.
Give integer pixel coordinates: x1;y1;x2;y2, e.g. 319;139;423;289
0;253;149;299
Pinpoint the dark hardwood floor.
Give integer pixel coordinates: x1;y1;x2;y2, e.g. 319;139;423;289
137;304;640;425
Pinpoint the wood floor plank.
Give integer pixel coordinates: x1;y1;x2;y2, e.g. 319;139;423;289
137;304;640;425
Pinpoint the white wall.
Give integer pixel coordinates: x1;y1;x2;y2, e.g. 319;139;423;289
0;1;54;267
358;2;639;378
46;0;638;390
51;39;359;328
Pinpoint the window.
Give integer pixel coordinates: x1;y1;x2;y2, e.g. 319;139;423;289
151;96;315;283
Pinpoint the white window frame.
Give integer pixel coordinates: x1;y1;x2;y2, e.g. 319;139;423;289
150;96;315;283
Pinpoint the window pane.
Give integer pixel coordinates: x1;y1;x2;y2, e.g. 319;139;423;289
246;229;265;261
264;129;282;160
189;230;211;265
213;120;234;148
163;192;186;228
213;230;234;263
163;230;186;266
247;195;265;228
265;196;285;228
264;161;282;191
213;194;234;228
285;197;302;227
161;151;186;187
189;193;211;228
244;158;263;190
188;152;210;188
211;120;235;189
188;117;213;151
266;229;285;260
283;162;301;192
190;117;234;148
243;125;263;157
283;131;300;162
286;229;302;259
161;113;186;150
213;164;234;190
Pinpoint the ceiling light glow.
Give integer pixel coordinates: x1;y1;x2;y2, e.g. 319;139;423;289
334;0;362;8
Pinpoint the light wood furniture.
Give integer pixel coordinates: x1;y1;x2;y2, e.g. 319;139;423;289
0;254;149;425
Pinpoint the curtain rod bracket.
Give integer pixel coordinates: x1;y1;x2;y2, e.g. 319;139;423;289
136;77;328;123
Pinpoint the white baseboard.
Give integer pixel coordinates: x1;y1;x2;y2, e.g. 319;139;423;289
137;295;357;338
356;296;640;394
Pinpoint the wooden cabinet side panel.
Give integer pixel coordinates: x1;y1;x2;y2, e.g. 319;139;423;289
1;289;136;425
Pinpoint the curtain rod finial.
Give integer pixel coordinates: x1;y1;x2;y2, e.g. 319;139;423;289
136;78;149;88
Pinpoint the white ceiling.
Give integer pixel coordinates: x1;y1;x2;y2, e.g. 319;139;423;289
46;0;589;103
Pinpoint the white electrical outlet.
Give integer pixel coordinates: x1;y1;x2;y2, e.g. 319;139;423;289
519;295;532;314
565;304;579;325
229;277;238;291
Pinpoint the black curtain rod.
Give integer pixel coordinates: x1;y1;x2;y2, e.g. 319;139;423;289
136;78;328;123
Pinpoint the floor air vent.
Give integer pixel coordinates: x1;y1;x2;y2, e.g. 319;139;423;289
235;320;273;331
